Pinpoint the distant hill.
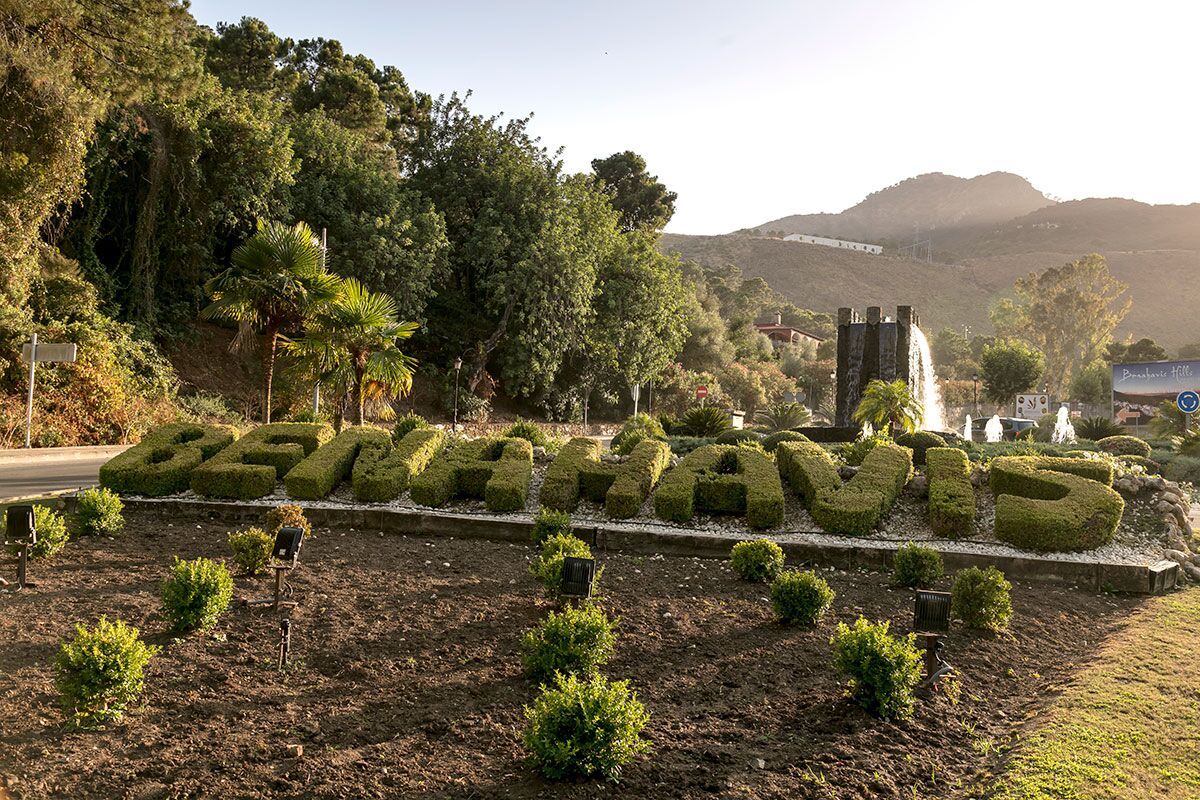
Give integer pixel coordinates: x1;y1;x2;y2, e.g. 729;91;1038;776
751;172;1054;243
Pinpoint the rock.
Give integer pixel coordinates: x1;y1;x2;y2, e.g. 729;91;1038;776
970;468;987;488
838;465;859;480
1155;499;1175;515
907;475;928;498
532;446;547;459
1184;564;1200;583
284;744;304;759
1164;549;1191;565
298;720;320;736
1168;536;1188;553
754;758;766;770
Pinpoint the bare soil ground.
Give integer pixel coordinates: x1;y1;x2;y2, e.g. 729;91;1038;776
0;512;1147;799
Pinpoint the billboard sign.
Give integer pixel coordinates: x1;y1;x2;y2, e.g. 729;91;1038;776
1112;360;1200;426
1015;393;1048;419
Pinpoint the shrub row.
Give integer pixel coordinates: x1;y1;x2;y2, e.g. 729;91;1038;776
191;423;332;499
351;427;447;502
653;445;784;529
1095;435;1152;458
806;443;912;536
284;427;390;500
989;456;1124;551
925;447;975;538
99;422;237;496
540;437;603;511
410;436;533;512
776;440;841;503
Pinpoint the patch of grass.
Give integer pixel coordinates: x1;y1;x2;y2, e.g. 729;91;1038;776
993;588;1200;799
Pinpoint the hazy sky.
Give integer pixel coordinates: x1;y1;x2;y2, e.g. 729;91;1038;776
189;0;1200;234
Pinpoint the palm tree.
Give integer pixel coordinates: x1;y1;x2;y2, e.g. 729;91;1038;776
202;221;340;423
286;278;418;426
1150;399;1194;439
853;379;923;434
754;401;812;433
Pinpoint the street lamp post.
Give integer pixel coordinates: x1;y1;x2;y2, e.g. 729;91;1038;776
452;357;463;432
972;373;979;415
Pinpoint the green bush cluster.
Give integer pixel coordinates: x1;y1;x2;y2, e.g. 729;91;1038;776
894;430;946;466
841;432;892;467
611;413;666;456
951;566;1013;630
892;542;944;588
761;430;810;453
531;507;572;546
770;569;834;625
76;487;125;536
529;532;600;598
6;505;70;559
653;445;784;529
1095;435;1152;459
191;423;332;499
160;556;233;633
540;437;603;511
780;441;911;536
990;456;1124;551
410;436;533;512
99;422;237;496
351;427;446;502
926;447;975;538
520;603;618;684
714;429;759;445
522;672;650;781
680;406;731;437
665;435;716;455
228;527;274;575
284;426;390;500
830;617;923;720
504;418;549;448
1117;454;1160;474
392;412;428;441
1163;454;1200;484
54;616;159;727
265;504;312;541
730;538;785;582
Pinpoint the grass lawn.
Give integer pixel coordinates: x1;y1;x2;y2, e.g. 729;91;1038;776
990;587;1200;799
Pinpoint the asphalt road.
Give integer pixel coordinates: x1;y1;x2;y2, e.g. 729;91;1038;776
0;456;106;500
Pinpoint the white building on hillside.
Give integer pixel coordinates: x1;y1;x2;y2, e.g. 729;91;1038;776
783;233;882;255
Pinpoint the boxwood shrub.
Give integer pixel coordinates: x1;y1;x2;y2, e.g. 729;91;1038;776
161;556;233;633
284;426;390;500
1095;435;1152;459
99;422;237;496
599;439;671;519
76;487;124;536
730;538;785;582
54;616;159;727
761;430;810;453
520;603;618;683
951;566;1013;630
265;504;312;541
783;442;911;536
653;445;784;529
990;456;1124;551
228;527;273;575
926;447;975;538
6;505;70;558
771;569;834;625
191;423;332;499
531;507;573;545
529;532;600;598
540;437;603;511
894;430;946;466
351;427;446;502
410;436;533;512
892;542;944;587
714;429;760;445
830;617;923;720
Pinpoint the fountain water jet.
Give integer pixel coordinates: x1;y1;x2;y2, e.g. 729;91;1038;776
1051;406;1076;444
910;326;946;432
985;415;1004;443
963;413;973;442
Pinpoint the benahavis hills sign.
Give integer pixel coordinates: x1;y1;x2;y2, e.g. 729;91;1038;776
1112;360;1200;426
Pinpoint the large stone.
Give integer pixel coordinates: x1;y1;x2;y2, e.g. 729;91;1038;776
1164;549;1191;565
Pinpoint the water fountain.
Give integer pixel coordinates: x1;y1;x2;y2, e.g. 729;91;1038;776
861;421;875;439
910;325;946;431
963;413;972;442
1051;405;1076;444
985;414;1004;443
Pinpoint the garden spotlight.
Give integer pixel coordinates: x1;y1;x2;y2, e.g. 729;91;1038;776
6;504;36;590
559;556;596;601
913;590;953;692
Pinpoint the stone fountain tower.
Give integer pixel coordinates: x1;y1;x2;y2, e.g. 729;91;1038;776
834;305;920;428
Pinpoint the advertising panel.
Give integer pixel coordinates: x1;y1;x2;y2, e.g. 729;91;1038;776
1111;360;1200;426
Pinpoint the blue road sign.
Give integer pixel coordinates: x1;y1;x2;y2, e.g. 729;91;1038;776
1177;390;1199;414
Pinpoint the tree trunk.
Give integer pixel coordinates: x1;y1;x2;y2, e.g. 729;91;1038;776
262;323;280;424
352;366;365;425
467;295;518;392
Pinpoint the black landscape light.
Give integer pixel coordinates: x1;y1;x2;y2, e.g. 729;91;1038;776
559;556;596;600
913;590;953;691
6;504;36;590
278;616;292;670
273;526;305;567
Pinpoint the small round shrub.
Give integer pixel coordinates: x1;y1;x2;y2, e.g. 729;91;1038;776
522;672;650;781
531;507;572;546
951;566;1013;630
612;429;649;457
830;616;923;720
892;542;944;588
505;418;549;448
6;505;70;559
392;412;428;441
55;616;159;727
612;413;666;451
841;433;890;466
520;603;618;683
894;431;946;466
681;406;731;437
287;408;323;423
1096;435;1152;459
75;487;124;536
730;539;785;582
228;527;274;575
770;569;834;625
265;504;312;541
715;429;759;445
1118;454;1160;474
161;557;234;632
530;533;599;598
762;430;810;453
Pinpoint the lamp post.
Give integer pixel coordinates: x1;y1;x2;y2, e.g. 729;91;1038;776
452;357;463;432
972;373;979;415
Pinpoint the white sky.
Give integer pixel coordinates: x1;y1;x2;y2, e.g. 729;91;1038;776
188;0;1200;234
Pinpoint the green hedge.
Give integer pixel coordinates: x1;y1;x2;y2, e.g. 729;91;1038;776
603;439;670;518
351;427;446;502
926;447;975;538
284;427;390;500
775;440;841;503
409;436;533;512
761;430;810;453
540;438;603;511
542;438;669;518
1095;435;1152;459
99;422;237;496
191;423;332;500
989;456;1125;552
794;442;912;536
653;444;784;529
894;431;946;466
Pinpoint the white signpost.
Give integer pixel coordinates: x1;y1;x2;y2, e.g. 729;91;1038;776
20;334;78;448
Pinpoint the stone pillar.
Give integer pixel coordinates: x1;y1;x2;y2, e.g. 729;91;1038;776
896;305;915;386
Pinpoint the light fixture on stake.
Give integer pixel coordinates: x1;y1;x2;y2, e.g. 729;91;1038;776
278;616;292;670
6;504;37;590
913;589;953;693
452;357;463;432
246;525;305;611
559;556;596;602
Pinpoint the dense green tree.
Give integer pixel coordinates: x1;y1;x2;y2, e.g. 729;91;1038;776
202;221;341;422
990;254;1131;397
979;339;1044;407
201;16;290;95
590;151;677;232
1104;337;1167;364
1071;360;1112;406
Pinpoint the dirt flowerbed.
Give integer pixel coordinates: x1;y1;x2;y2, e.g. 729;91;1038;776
0;512;1146;800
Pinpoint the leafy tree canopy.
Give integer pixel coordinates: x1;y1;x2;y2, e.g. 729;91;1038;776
591;151;677;233
979;339;1045;407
